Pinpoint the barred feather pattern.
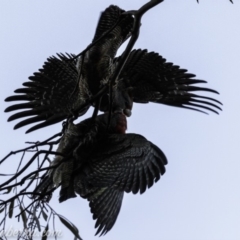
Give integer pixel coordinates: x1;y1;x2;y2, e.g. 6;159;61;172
5;53;89;133
4;5;133;133
35;112;167;236
112;49;222;115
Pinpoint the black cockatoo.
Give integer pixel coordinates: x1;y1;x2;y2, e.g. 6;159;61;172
4;5;133;133
35;112;167;235
4;5;222;134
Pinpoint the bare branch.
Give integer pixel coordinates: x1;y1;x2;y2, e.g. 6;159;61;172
0;1;165;239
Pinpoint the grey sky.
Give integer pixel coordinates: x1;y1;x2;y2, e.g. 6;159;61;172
0;0;240;240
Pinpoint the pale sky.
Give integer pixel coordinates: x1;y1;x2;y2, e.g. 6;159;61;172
0;1;240;240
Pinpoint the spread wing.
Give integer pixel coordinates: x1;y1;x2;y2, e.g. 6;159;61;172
5;53;89;133
74;132;166;236
86;133;168;194
114;49;222;114
78;186;124;236
90;188;123;236
4;5;133;134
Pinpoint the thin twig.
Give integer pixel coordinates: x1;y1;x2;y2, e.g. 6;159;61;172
0;132;61;165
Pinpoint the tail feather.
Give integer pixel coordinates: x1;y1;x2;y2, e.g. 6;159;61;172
87;187;124;236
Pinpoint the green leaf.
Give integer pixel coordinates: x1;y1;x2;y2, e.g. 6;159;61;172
42;209;48;221
19;205;27;229
57;214;82;240
8;199;14;218
33;213;41;232
41;224;49;240
0;173;14;176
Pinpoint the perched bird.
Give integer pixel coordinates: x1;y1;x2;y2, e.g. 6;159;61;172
35;112;167;235
82;5;133;98
5;48;222;133
4;5;222;134
4;5;133;133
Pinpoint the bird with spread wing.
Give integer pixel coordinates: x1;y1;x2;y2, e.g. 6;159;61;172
3;3;224;238
35;112;167;236
4;5;222;134
4;5;133;133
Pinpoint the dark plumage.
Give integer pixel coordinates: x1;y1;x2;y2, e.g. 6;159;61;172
4;5;133;133
5;53;89;133
106;49;222;115
4;5;222;134
36;112;167;235
81;5;133;98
